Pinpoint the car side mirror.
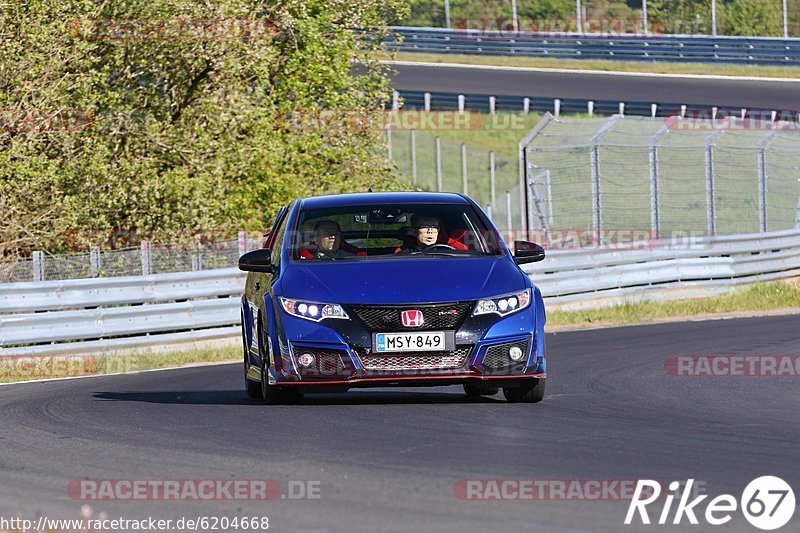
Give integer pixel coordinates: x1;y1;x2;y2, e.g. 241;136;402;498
513;241;545;265
239;249;274;273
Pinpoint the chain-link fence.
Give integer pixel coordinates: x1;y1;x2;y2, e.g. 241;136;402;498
522;115;800;247
0;233;264;284
388;113;800;248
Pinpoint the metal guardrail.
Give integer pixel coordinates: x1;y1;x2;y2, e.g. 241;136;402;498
1;229;798;355
393;89;779;121
389;27;800;65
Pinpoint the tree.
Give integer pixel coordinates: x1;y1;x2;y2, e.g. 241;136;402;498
0;0;408;258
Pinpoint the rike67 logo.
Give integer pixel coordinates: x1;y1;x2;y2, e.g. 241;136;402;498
625;477;795;530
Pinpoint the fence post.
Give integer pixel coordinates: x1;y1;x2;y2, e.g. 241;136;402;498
649;126;669;238
589;116;621;244
757;149;768;232
141;240;152;276
757;130;779;233
546;169;554;226
238;231;248;257
704;131;724;236
506;190;512;234
489;151;496;207
410;129;417;186
386;123;392;161
486;204;493;221
90;246;101;277
435;136;443;192
32;251;44;282
461;143;468;195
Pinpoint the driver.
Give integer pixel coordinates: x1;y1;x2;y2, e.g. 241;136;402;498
300;220;355;259
396;214;441;254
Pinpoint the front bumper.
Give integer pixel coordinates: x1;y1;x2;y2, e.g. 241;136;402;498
270;300;546;389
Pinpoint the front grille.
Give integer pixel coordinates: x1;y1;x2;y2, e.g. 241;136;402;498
359;347;471;372
482;338;531;373
349;302;473;332
292;347;347;378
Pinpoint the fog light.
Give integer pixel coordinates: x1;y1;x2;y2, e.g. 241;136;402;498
297;353;315;368
508;346;524;362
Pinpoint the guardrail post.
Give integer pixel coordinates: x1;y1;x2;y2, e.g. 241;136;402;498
424;92;431;112
435;136;443;191
554;99;561;117
90;246;101;277
486;204;493;221
651;104;658;118
490;151;496;207
523;98;530;114
392;90;399;111
458;94;465;112
461;143;468;195
618;102;625;116
410;129;417;186
712;107;718;120
32;251;44;281
141;240;152;276
680;105;687;118
588;101;594;117
489;96;496;115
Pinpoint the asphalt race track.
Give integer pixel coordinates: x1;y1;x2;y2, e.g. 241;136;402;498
1;314;798;532
387;62;800;110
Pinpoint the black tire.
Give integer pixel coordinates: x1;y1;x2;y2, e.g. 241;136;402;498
257;320;282;405
243;314;262;400
463;383;499;397
503;378;546;403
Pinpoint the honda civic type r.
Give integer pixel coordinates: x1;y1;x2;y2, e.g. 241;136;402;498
238;192;547;403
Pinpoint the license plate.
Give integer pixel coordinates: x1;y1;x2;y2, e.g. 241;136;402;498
374;331;448;353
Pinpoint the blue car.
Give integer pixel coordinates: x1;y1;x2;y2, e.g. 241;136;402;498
238;192;547;403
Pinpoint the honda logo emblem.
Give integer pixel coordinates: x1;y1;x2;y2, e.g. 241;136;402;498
401;310;424;328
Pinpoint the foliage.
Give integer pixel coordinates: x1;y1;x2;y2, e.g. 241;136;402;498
0;0;409;258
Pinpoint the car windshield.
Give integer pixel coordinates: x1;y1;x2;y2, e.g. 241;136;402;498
291;203;504;261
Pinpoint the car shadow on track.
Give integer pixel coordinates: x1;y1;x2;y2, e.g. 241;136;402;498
93;390;506;405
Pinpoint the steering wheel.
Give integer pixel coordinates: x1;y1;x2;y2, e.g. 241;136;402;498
423;243;457;252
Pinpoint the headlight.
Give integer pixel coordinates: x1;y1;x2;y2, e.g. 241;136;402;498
279;297;349;322
473;289;531;317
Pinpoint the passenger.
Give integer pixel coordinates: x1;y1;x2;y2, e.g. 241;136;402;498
300;220;355;260
396;214;441;254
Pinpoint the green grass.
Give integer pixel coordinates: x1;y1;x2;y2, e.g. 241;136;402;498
547;280;800;329
0;345;239;384
391;51;800;79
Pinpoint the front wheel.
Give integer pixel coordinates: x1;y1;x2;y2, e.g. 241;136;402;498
503;378;546;403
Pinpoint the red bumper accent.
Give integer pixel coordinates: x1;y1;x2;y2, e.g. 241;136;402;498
277;372;546;387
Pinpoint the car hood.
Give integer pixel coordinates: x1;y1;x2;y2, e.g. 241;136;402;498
280;256;528;304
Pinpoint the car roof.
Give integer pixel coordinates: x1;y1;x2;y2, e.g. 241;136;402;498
298;191;470;210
